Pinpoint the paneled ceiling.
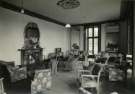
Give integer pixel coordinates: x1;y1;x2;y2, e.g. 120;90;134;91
2;0;121;25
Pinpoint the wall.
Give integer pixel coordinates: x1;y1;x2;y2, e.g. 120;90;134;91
119;20;128;54
106;33;119;46
71;28;80;47
71;26;84;51
79;26;84;50
101;24;106;51
101;23;121;52
0;7;69;65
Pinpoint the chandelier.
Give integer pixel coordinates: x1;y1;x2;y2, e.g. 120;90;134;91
57;0;80;9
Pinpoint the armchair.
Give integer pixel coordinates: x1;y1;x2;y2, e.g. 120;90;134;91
31;69;52;94
107;56;126;81
77;63;95;82
75;60;84;79
0;78;6;94
78;64;105;94
62;54;74;71
6;65;27;82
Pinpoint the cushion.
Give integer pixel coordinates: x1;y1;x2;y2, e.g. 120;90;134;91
31;69;52;94
109;68;125;81
7;66;27;82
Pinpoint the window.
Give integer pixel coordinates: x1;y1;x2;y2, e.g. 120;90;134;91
86;26;100;55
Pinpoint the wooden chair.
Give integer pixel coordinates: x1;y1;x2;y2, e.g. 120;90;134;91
75;60;84;79
64;54;75;71
79;64;105;94
0;78;6;94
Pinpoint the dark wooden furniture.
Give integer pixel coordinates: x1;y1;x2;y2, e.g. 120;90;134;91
18;48;43;65
0;61;15;88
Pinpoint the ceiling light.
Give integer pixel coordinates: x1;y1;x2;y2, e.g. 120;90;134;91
110;92;118;94
21;9;24;13
65;24;71;28
57;0;80;9
20;0;24;13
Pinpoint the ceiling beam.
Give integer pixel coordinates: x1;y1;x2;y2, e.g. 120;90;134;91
0;1;65;26
72;19;121;26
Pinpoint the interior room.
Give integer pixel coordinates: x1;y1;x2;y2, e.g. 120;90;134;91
0;0;135;94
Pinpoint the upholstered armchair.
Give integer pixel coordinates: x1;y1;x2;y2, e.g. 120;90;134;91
64;54;75;71
77;63;95;82
79;64;105;94
107;56;126;81
0;78;6;94
6;65;27;82
31;69;52;94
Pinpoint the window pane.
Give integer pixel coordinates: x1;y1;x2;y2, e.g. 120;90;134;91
88;28;93;37
94;27;98;37
88;39;93;55
94;38;98;54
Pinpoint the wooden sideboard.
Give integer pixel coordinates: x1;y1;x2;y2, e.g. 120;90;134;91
18;48;43;65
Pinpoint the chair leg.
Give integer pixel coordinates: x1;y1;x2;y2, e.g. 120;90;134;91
0;78;6;94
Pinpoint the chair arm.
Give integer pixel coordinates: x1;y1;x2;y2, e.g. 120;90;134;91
78;70;91;73
96;63;107;66
77;70;91;79
0;78;6;94
79;87;92;94
81;74;98;78
0;77;4;80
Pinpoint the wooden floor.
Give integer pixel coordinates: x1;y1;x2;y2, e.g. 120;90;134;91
6;71;135;94
47;71;79;94
100;79;135;94
48;71;135;94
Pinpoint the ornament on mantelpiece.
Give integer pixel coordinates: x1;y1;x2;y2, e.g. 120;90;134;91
23;22;40;49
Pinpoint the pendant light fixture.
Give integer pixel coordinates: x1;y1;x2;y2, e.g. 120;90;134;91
21;9;24;14
65;24;71;28
21;0;24;13
65;23;72;50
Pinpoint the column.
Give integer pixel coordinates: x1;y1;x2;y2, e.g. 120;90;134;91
133;3;135;78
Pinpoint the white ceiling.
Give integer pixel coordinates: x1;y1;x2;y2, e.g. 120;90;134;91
3;0;121;25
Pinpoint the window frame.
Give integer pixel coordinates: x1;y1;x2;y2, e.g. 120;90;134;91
86;25;101;55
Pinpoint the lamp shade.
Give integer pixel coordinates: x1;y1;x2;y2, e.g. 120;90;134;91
65;24;71;28
21;9;24;13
